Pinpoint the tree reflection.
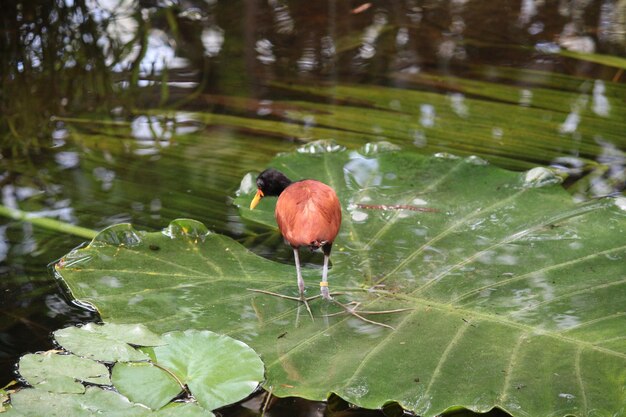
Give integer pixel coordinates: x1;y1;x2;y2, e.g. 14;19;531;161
1;0;624;157
1;0;118;154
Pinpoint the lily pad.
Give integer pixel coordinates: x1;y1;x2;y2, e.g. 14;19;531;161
54;323;163;362
112;330;264;411
111;362;182;410
17;352;110;394
55;145;626;417
148;330;264;411
151;402;215;417
7;324;253;415
2;387;213;417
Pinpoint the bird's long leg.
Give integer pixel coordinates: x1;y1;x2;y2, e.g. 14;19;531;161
320;243;332;300
247;247;315;320
293;247;314;319
293;247;305;294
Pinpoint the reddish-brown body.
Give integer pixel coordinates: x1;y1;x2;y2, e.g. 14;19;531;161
275;180;342;248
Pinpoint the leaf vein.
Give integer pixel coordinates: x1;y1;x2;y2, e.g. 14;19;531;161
323;154;373;280
558;312;626;334
453;244;626;305
413;199;607;296
506;276;626;318
499;331;528;403
575;346;588;414
362;158;466;251
422;321;471;401
384;188;528;289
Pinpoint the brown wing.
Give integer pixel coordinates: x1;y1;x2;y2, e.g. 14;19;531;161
275;180;342;248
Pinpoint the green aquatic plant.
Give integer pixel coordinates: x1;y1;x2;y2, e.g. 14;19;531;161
3;323;264;416
47;144;626;417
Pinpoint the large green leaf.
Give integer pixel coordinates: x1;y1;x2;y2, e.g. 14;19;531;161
55;144;626;417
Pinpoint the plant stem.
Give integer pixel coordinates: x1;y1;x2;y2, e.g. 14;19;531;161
0;205;97;240
152;362;187;392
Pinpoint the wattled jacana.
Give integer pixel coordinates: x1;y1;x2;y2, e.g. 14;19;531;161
250;168;341;301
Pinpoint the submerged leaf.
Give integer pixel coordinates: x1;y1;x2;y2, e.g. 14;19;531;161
56;145;626;417
151;402;215;417
17;353;110;394
559;49;626;69
2;387;146;417
54;323;162;362
2;387;213;417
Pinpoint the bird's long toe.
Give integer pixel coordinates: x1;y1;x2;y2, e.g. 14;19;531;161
320;285;331;300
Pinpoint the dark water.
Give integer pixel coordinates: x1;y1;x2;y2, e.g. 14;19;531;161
1;0;625;415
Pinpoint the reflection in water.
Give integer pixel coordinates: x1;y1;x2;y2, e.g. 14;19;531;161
142;29;190;72
236;304;260;342
419;104;436;128
130;113;203;155
202;26;225;57
93;0;138;68
592;80;610;116
559;111;581;134
344;154;381;190
523;167;562;188
132;115;174;141
298;40;318;73
552;312;581;329
269;0;295;35
344;378;370;399
256;38;276;64
93;167;116;191
346;318;386;339
519;0;539;25
449;93;469;118
356;11;387;61
350;209;368;223
127;294;144;305
559;33;596;53
54;151;80;169
99;275;122;288
519;89;533;106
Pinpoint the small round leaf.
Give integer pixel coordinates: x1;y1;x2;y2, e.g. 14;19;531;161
112;362;182;410
152;330;264;410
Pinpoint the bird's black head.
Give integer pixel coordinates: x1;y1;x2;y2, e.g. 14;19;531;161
256;168;292;197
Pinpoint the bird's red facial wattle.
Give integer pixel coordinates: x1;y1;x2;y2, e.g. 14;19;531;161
249;189;264;210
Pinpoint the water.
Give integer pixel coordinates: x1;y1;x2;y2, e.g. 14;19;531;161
1;0;624;415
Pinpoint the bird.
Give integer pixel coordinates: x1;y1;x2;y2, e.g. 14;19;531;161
249;168;342;301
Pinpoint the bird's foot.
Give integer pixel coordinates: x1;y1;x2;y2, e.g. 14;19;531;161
320;282;331;300
325;300;413;330
248;288;318;320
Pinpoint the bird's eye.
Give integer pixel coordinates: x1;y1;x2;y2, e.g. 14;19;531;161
256;179;264;188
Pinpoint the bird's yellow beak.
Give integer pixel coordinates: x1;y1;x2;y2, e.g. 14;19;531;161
250;189;264;210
